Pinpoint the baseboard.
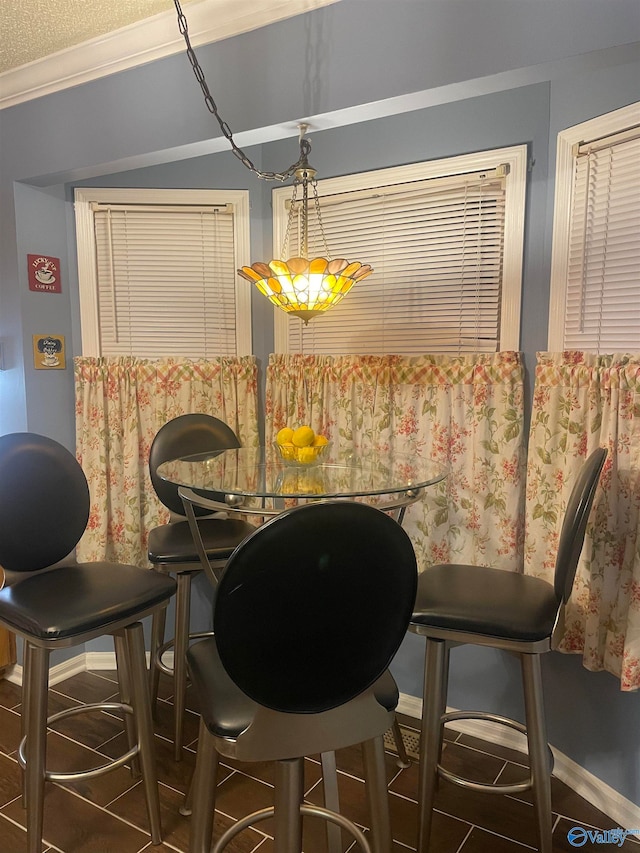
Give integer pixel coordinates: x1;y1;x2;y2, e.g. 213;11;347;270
85;650;174;669
5;649;176;687
397;693;423;720
5;656;636;832
6;654;86;687
397;693;640;833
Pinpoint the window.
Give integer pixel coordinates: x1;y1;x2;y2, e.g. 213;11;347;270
548;102;640;352
74;188;252;357
272;146;527;354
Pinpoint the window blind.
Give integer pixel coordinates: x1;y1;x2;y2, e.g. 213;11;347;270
284;172;507;355
564;133;640;351
92;204;238;358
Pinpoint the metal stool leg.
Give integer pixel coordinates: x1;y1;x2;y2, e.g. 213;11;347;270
274;757;304;853
188;719;220;853
20;641;34;808
23;644;49;853
418;638;447;853
437;643;451;772
124;622;162;844
320;751;341;853
114;633;140;778
149;601;168;716
391;717;411;768
362;735;393;853
522;653;553;853
173;571;193;761
180;770;194;817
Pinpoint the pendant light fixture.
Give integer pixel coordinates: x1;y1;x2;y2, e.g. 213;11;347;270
173;0;373;323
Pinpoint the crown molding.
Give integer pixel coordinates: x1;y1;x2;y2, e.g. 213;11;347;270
0;0;339;110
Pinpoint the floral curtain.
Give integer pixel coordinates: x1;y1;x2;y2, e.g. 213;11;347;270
74;356;259;567
266;352;526;572
525;352;640;691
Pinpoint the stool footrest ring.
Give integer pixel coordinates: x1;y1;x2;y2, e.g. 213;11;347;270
211;804;372;853
438;710;554;795
153;630;215;677
18;701;139;782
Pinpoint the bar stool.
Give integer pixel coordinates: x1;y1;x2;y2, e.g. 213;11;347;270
183;499;418;853
409;447;606;853
147;413;256;759
0;432;176;853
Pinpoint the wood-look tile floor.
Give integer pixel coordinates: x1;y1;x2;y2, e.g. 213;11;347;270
0;669;636;852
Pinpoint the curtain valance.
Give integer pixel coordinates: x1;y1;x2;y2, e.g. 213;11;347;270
74;356;259;567
266;351;526;572
526;351;640;690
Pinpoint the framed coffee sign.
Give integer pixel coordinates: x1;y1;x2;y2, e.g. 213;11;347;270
28;255;61;293
33;334;66;370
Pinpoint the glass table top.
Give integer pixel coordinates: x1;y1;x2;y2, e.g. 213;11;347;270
157;446;447;501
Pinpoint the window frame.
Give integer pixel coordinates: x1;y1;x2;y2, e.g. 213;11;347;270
272;145;528;354
548;101;640;351
74;186;253;357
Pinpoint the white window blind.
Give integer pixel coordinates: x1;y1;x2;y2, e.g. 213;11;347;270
93;204;236;358
549;102;640;352
272;147;527;356
74;188;252;357
286;174;506;354
564;133;640;351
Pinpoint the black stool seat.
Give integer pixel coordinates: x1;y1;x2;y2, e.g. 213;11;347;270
409;448;607;853
412;563;559;643
0;431;176;853
187;635;399;743
184;499;418;853
147;517;253;565
0;562;175;642
146;413;254;761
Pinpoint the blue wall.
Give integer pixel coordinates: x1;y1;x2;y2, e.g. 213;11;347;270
1;0;639;808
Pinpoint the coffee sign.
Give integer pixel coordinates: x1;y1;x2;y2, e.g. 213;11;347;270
28;255;61;293
33;334;66;370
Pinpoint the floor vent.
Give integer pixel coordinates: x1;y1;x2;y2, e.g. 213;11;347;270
384;725;420;761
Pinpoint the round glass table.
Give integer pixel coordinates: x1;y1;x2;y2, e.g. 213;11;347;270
158;445;447;772
157;446;447;517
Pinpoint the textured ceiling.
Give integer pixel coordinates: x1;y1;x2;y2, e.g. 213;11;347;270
0;0;199;74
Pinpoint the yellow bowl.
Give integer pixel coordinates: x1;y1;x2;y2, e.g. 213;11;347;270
273;441;331;467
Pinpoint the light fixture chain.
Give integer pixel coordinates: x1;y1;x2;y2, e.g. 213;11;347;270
301;178;309;257
311;180;331;259
280;182;299;258
178;0;373;320
173;0;304;182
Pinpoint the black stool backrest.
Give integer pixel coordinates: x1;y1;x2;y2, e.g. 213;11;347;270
214;500;418;714
554;447;607;604
0;432;90;572
149;413;240;516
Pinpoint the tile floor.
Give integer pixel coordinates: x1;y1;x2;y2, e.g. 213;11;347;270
0;668;637;852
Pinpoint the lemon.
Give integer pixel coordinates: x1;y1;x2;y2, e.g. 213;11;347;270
276;426;294;446
279;441;296;461
292;425;315;447
312;434;329;447
297;446;318;464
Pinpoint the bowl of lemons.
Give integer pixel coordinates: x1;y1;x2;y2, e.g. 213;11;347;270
274;425;331;466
